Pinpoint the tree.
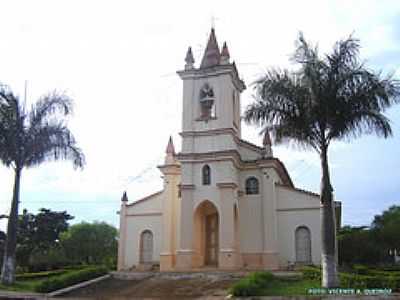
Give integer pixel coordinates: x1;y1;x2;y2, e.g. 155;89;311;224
338;226;381;266
0;84;85;284
17;208;73;271
371;205;400;257
244;33;400;287
60;222;118;267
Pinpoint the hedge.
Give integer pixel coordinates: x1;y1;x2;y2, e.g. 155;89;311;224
34;266;108;293
230;272;274;297
300;266;400;291
16;269;67;281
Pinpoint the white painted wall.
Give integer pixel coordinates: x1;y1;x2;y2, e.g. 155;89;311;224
122;192;164;268
124;215;162;268
126;192;163;214
275;185;321;266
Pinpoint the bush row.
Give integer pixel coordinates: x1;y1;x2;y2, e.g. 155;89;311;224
34;266;108;293
301;266;400;291
16;269;67;281
229;272;274;297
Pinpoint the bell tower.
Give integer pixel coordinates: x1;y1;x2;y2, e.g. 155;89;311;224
174;29;246;270
177;28;246;155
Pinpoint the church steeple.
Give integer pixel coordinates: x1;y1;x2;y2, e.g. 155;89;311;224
262;130;273;158
200;28;221;68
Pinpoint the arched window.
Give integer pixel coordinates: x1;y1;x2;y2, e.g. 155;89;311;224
140;230;153;264
202;165;211;185
199;84;215;119
245;177;259;195
295;226;312;264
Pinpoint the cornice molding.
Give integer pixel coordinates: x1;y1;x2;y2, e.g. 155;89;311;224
179;184;195;190
217;182;238;189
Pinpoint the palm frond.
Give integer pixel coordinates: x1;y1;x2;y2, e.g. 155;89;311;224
245;32;400;152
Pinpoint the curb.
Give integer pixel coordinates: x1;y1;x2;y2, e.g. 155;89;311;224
45;274;111;297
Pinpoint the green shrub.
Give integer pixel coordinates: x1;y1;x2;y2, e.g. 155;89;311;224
28;247;70;272
16;269;67;281
340;272;399;290
34;266;108;293
229;272;274;297
301;266;321;280
352;264;369;275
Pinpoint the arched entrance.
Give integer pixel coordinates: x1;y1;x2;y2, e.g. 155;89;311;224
295;226;311;264
193;200;219;267
140;230;153;264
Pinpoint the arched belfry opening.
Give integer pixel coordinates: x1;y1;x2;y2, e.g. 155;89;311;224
193;200;219;268
199;83;215;119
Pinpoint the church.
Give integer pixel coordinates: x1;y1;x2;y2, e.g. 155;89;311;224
117;29;338;271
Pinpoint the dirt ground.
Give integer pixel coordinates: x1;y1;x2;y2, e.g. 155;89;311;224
57;276;240;300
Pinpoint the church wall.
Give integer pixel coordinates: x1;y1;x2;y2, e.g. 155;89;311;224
237;144;261;161
190;160;238;208
182;134;237;154
122;192;164;269
276;185;320;210
125;192;163;214
277;210;321;266
237;169;264;255
275;185;321;266
123;215;162;269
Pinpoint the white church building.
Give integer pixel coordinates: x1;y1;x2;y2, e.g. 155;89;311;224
118;29;340;271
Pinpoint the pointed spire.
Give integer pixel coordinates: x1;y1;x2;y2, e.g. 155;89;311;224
263;130;272;147
185;47;195;70
220;42;230;65
121;191;128;202
200;28;221;68
262;130;273;158
166;136;175;155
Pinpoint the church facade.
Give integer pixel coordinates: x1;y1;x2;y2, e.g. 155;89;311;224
118;29;337;271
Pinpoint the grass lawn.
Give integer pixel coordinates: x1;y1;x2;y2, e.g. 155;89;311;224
0;279;42;292
0;266;99;293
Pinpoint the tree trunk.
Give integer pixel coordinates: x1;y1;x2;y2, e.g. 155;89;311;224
1;168;21;285
320;147;339;288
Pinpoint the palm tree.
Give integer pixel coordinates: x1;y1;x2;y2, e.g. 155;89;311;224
244;33;400;288
0;84;84;284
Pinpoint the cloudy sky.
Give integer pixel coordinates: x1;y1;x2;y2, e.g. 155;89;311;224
0;0;399;231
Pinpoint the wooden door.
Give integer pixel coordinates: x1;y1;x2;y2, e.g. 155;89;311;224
205;213;219;266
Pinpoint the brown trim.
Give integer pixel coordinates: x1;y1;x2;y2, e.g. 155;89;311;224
195;116;217;122
180;128;237;137
217;182;238;189
180;184;195;190
277;207;320;212
275;183;319;197
126;212;162;217
126;190;163;207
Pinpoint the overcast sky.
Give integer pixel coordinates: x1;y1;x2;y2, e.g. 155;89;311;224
0;0;399;231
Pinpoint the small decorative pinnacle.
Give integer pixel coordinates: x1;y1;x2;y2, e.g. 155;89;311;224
263;130;272;147
166;136;175;155
220;42;230;65
185;47;195;70
121;191;128;202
